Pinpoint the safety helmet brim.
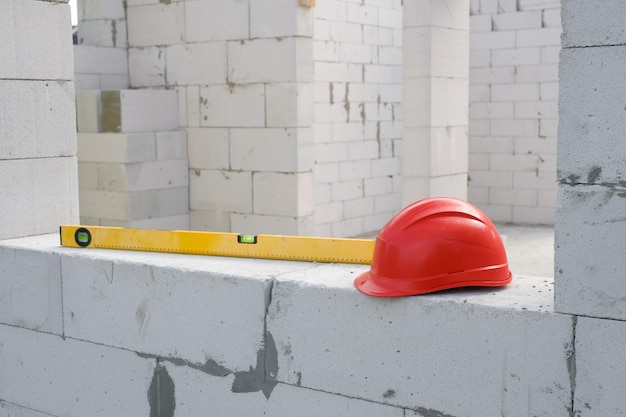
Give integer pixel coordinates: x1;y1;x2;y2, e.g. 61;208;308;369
355;267;512;297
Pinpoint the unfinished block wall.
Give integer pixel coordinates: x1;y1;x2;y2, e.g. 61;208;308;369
0;0;79;240
74;0;129;90
402;0;470;206
312;0;404;237
74;0;190;230
468;0;560;224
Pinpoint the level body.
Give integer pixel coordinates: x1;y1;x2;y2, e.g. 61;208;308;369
60;225;374;265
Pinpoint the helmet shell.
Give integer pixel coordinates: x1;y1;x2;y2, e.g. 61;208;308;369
355;197;512;297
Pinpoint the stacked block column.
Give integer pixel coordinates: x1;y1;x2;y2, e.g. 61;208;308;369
402;0;470;205
555;0;626;414
0;0;79;240
74;0;129;89
556;1;626;321
76;89;189;229
312;0;404;237
468;0;561;224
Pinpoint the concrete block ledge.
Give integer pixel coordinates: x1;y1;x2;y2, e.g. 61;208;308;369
0;234;579;416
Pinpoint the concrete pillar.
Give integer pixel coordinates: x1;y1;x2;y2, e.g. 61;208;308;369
555;0;626;320
0;0;79;240
402;0;469;205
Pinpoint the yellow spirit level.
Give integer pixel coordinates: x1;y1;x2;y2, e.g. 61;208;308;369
59;225;375;265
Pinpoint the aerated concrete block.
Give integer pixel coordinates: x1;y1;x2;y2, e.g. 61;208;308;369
0;0;73;80
228;38;303;83
60;248;312;372
76;19;127;48
128;46;166;88
253;172;314;217
250;0;314;38
562;0;626;47
126;3;184;48
79;187;188;221
268;267;573;417
199;84;265;128
189;210;231;232
230;213;315;236
230;128;302;173
159;361;404;416
0;80;76;160
404;27;469;79
555;185;626;320
403;77;469;128
73;45;128;75
575;317;626;416
559;46;626;185
156;131;187;160
78;132;156;163
190;170;252;213
404;0;467;30
0;245;62;335
0;323;154;417
187;128;230;170
100;89;178;133
165;42;227;86
95;159;188;192
78;0;125;20
266;83;314;128
185;0;249;42
0;157;79;240
126;213;189;230
76;90;101;133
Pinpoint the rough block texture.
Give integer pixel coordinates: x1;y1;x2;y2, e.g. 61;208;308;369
0;323;154;417
555;185;626;320
0;80;76;160
268;266;572;417
561;0;626;47
79;187;188;222
126;2;184;48
161;362;404;416
0;0;73;80
0;233;585;417
558;46;626;185
575;317;626;416
73;45;129;89
61;250;278;371
0;157;79;240
0;245;62;335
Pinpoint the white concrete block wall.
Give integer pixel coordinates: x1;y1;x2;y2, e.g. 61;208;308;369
313;0;403;237
74;0;128;89
0;323;155;417
468;0;560;224
0;0;78;239
555;2;626;322
269;266;573;416
0;234;600;416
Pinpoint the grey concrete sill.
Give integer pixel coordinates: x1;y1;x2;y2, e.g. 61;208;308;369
0;233;572;417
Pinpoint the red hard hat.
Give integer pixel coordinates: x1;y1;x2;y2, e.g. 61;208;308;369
355;197;512;297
